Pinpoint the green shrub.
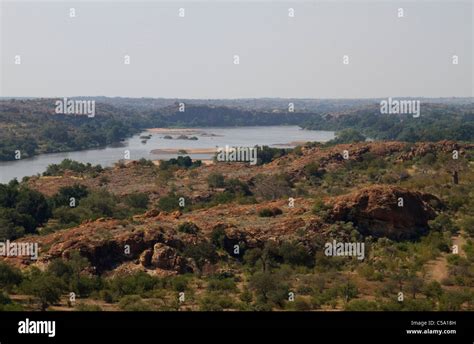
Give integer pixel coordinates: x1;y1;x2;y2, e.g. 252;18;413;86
207;278;237;292
20;269;65;310
183;242;217;269
109;272;161;297
0;262;23;289
292;298;312;311
124;193;149;210
118;295;152;311
344;299;379;311
177;222;199;234
249;271;289;307
279;241;314;267
157;193;180;212
429;214;458;234
210;226;226;249
312;198;331;220
258;207;282;217
207;173;225;188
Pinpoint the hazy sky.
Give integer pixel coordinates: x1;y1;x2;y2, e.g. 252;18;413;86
0;1;472;98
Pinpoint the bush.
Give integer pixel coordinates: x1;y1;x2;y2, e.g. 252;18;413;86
303;162;326;181
312;198;331;221
429;214;458;234
108;271;160;297
0;183;52;237
75;190;118;219
0;262;23;289
20;269;65;310
183;242;217;269
207;173;225;188
249;272;289;307
439;291;471;311
118;295;152;311
124;193;149;210
256;146;290;165
169;275;189;292
199;294;235;311
459;215;474;237
240;287;253;303
339;281;359;303
253;174;292;200
44;159;102;176
344;299;379;311
157;194;180;212
207;278;237;292
100;289;115;303
159;156;201;170
210;226;226;249
0;291;11;306
177;222;199;234
329;129;366;144
292;298;312;311
137;158;155;167
258;207;282;217
224;179;251;196
423;281;443;300
51;184;89;208
279;241;314;267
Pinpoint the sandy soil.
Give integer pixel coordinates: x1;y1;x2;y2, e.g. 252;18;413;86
425;232;467;283
146;128;205;135
152;159;214;166
150;148;217;154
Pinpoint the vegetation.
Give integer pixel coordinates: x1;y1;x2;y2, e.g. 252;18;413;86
0;99;473;312
303;104;474;142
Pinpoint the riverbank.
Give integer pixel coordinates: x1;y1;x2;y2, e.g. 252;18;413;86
0;126;334;184
150;148;217;155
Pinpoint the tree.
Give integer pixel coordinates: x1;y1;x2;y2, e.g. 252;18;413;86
279;241;314;267
407;276;424;299
22;270;64;311
183;242;217;269
423;281;443;300
51;184;89;208
249;271;288;307
15;188;51;228
76;190;118;219
0;263;23;290
330;129;366;144
340;280;359;303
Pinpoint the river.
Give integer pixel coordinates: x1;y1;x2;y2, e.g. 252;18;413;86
0;126;334;184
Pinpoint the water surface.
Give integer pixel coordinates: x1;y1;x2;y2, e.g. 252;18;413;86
0;126;334;184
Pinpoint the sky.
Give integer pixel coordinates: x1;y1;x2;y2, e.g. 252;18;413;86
0;0;472;98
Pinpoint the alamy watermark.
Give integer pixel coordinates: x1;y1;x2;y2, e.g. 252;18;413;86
324;240;365;261
18;318;55;338
380;97;420;118
216;145;258;165
55;97;95;118
0;240;39;260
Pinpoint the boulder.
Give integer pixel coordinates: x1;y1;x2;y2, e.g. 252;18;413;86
150;243;191;273
329;185;440;240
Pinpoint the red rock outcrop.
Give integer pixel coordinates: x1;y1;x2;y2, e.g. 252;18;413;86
329;185;440;240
